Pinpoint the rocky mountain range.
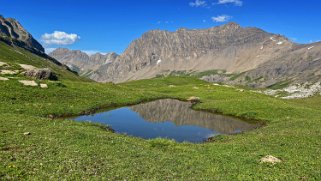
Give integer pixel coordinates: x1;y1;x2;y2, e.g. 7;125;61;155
49;48;118;76
2;14;319;88
85;22;319;88
87;22;297;84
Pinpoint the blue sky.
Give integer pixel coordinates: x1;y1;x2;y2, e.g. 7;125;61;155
1;0;321;54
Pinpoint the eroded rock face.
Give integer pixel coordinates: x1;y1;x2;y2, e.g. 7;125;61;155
24;68;58;80
49;48;118;76
0;15;44;53
90;23;294;83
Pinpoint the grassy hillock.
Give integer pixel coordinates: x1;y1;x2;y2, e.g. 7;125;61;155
0;43;320;180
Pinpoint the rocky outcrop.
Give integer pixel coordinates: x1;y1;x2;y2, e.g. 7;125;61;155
0;15;44;53
24;68;58;80
49;48;118;76
90;22;294;83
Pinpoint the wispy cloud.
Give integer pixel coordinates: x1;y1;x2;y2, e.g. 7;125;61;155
82;50;108;56
157;20;174;25
189;0;207;8
41;31;80;45
309;40;321;43
212;15;232;22
45;48;57;54
217;0;243;6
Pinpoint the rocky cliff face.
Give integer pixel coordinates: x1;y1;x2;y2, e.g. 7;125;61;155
90;22;294;83
49;48;118;76
0;15;44;53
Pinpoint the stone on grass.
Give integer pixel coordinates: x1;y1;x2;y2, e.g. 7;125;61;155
0;70;18;75
260;155;282;164
24;68;57;80
169;85;176;88
40;84;48;89
19;64;36;70
0;61;7;67
187;96;201;103
19;80;38;87
0;77;9;81
23;132;31;136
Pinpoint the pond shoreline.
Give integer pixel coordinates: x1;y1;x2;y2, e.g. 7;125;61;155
68;98;265;143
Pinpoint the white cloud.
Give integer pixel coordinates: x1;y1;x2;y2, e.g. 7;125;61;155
41;31;80;45
309;40;321;43
82;50;107;56
45;48;57;54
156;20;174;25
212;15;232;22
189;0;207;7
217;0;243;6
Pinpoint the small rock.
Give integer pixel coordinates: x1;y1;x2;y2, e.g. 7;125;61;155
0;70;18;75
19;80;38;87
24;68;58;80
23;132;31;136
0;77;9;81
187;96;201;103
0;61;7;67
40;84;48;89
168;85;176;88
260;155;282;164
48;114;55;119
19;64;36;70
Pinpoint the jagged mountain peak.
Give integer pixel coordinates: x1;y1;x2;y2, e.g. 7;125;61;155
0;15;44;53
49;48;119;75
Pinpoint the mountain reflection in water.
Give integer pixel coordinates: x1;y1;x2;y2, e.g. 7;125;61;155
75;99;259;143
130;99;257;134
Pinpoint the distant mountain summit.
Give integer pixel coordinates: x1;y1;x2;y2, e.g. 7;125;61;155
49;48;118;76
0;15;44;53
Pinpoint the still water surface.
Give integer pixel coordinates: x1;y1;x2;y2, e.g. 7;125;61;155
75;99;258;143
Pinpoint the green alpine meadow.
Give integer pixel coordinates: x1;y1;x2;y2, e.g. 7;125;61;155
1;1;321;180
0;41;320;180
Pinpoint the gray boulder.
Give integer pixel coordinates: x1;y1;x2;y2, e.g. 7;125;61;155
24;68;58;80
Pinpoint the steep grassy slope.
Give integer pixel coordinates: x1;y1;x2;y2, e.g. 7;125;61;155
0;43;320;180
